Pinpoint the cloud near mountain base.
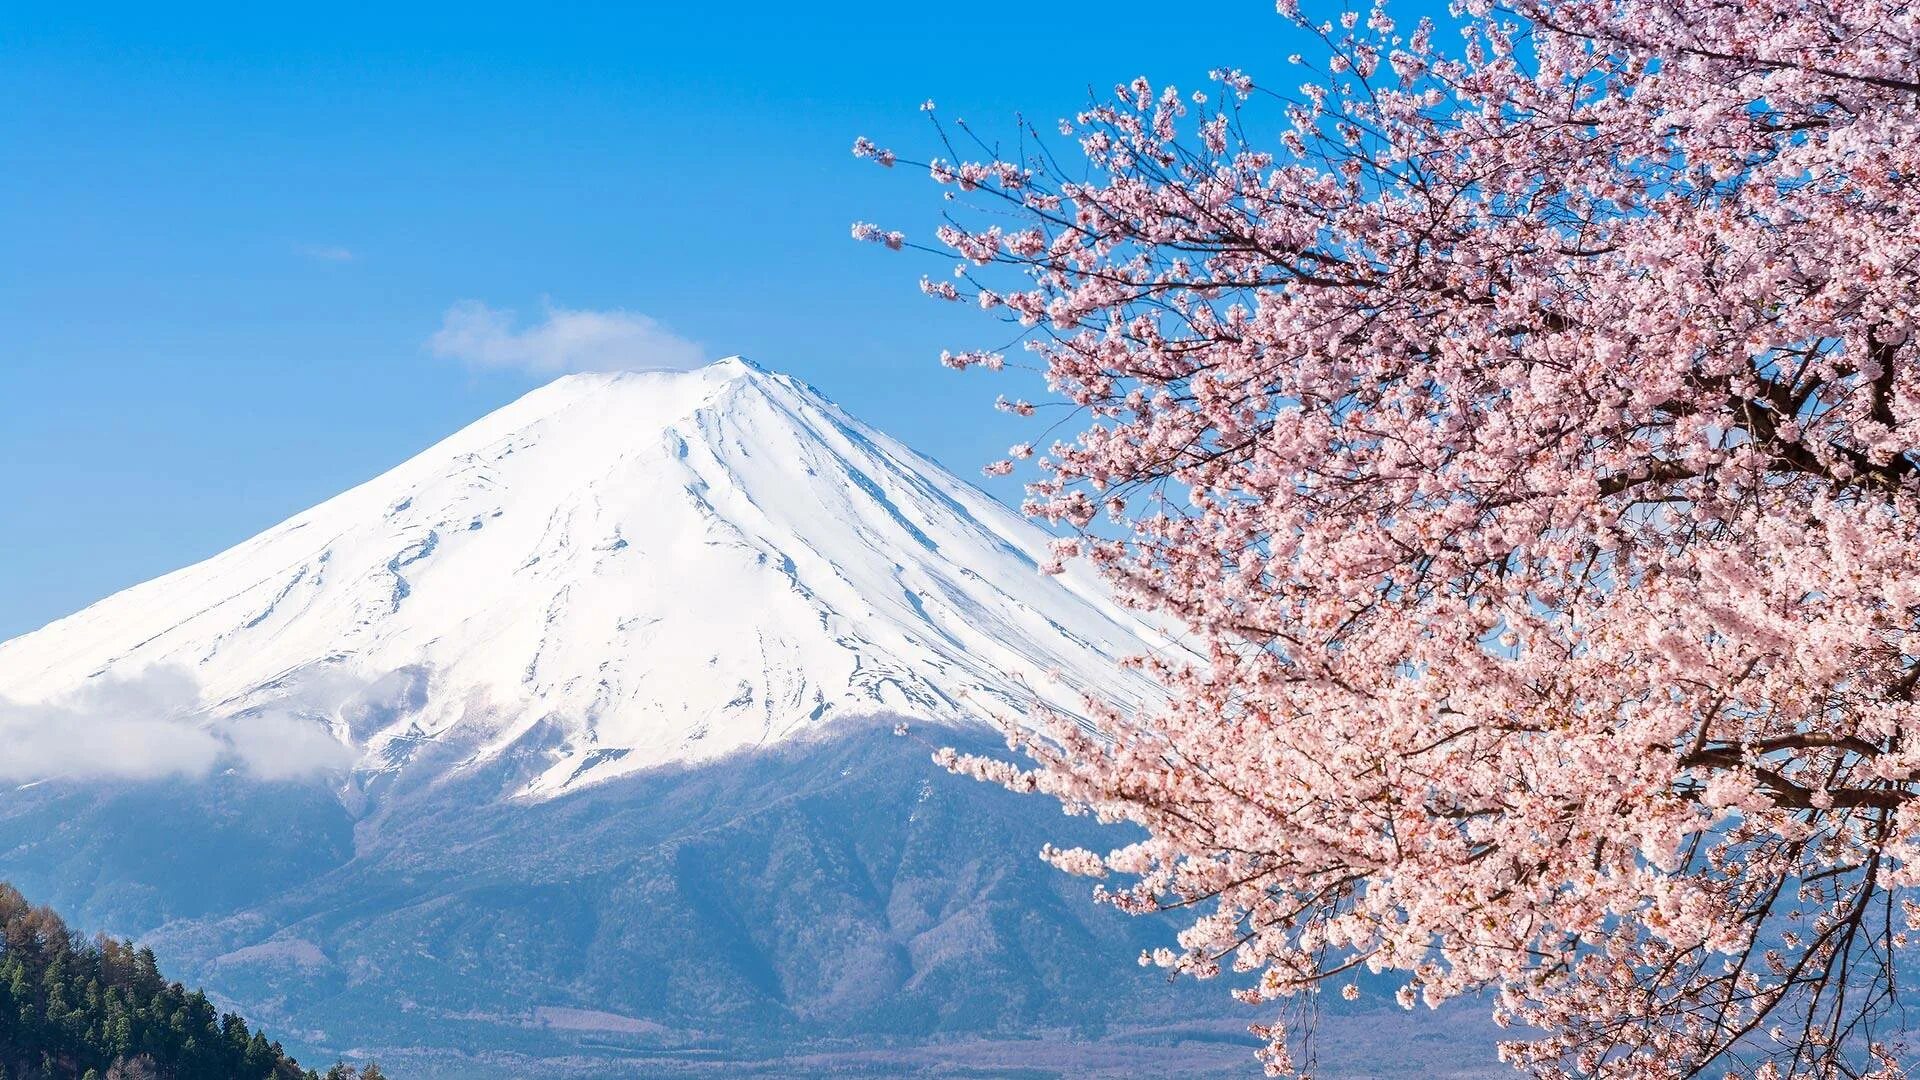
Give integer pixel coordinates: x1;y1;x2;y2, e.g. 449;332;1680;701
0;666;359;784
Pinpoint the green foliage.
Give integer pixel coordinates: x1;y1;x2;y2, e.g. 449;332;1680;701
0;883;386;1080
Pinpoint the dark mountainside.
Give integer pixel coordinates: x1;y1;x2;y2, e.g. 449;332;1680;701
0;722;1499;1078
0;882;389;1080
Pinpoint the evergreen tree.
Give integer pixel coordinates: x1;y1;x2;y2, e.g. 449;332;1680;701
0;883;329;1080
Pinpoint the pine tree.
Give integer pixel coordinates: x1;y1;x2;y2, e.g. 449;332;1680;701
0;883;322;1080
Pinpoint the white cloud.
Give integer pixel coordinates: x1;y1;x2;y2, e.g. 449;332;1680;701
0;666;359;784
428;300;707;374
297;244;355;262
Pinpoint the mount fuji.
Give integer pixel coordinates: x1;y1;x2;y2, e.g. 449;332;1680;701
0;358;1163;799
0;360;1494;1078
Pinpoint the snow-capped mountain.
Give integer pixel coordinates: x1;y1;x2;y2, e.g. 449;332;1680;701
0;357;1493;1080
0;357;1163;797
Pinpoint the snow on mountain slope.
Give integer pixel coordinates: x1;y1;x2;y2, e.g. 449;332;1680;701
0;358;1167;797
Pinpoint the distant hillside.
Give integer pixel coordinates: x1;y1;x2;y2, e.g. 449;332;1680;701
0;882;383;1080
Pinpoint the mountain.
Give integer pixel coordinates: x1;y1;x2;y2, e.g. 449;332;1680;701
0;361;1499;1077
0;358;1163;799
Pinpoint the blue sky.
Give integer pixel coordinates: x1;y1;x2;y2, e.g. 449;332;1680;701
0;1;1305;639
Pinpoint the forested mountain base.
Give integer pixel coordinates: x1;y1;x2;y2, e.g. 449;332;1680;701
0;883;382;1080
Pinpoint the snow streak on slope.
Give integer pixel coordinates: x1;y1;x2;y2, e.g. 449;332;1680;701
0;359;1167;797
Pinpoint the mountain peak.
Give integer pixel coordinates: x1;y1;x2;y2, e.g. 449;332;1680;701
548;355;766;387
0;360;1164;799
519;357;795;431
710;353;764;373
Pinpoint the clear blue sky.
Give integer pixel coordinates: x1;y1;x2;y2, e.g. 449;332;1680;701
0;1;1306;640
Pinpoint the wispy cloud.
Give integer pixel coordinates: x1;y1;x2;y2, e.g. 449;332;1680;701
427;300;707;374
296;244;355;263
0;666;360;784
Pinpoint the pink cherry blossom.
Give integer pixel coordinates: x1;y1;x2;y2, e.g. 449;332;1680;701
848;221;904;251
859;0;1920;1076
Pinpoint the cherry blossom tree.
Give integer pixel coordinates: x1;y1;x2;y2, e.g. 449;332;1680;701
856;0;1920;1076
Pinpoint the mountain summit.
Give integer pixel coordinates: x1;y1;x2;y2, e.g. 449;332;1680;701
0;358;1162;797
